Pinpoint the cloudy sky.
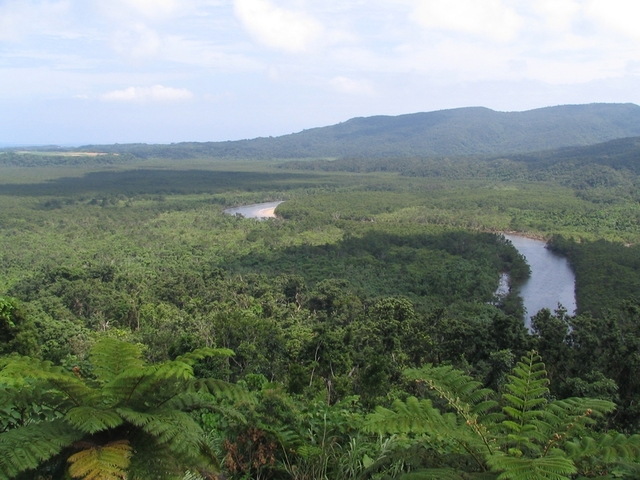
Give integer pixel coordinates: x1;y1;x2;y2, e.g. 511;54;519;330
1;0;639;145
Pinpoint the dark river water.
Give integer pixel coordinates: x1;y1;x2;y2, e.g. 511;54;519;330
505;234;576;327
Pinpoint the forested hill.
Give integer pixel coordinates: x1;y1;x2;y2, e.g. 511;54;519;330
511;135;640;173
73;102;640;159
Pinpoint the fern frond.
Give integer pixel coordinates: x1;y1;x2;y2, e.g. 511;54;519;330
64;407;124;434
160;392;246;424
115;408;155;428
90;338;145;384
128;440;180;480
67;439;132;480
100;367;155;406
406;365;496;411
118;408;220;473
396;468;467;479
272;428;303;450
566;433;640;465
1;356;96;407
191;378;254;404
154;361;195;381
174;348;234;366
404;366;497;455
0;419;82;478
160;391;217;411
502;352;549;414
534;397;617;454
499;351;551;453
139;411;207;458
366;396;445;435
182;471;205;480
487;450;577;480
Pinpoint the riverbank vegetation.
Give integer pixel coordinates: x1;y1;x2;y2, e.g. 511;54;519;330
2;148;640;479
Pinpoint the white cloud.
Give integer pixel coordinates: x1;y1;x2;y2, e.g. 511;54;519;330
101;85;194;102
161;36;264;71
533;0;580;31
329;76;374;95
120;0;181;18
233;0;323;52
411;0;522;42
0;0;71;42
586;0;640;39
112;24;162;61
95;0;195;23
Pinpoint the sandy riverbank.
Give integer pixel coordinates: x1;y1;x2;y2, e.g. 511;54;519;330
254;207;277;218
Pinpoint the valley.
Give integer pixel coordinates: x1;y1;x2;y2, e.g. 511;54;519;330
2;104;640;479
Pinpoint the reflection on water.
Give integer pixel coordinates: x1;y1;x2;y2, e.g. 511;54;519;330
223;201;284;219
505;234;576;328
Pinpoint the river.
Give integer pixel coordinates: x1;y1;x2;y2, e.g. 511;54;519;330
223;201;283;219
223;203;576;327
505;234;576;328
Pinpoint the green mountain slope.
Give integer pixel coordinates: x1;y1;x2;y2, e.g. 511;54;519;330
78;103;640;159
511;135;640;173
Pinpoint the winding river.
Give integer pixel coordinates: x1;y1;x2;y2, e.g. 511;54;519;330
505;234;576;327
222;203;577;326
223;201;283;219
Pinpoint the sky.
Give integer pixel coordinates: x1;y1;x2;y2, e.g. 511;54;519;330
1;0;640;145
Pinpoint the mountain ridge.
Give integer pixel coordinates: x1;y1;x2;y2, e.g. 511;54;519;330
54;102;640;159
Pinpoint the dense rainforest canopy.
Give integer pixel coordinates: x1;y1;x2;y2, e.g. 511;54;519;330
3;109;640;478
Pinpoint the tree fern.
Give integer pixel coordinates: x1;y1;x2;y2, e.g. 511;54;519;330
486;450;577;480
365;351;636;479
0;338;244;480
404;364;498;458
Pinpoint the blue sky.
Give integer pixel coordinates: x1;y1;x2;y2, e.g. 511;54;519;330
1;0;639;145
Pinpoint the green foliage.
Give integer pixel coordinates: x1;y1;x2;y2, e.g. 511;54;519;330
366;352;634;479
0;338;244;480
0;296;37;356
4;136;640;478
547;236;640;317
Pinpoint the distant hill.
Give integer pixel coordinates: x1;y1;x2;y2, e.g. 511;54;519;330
278;134;640;204
511;136;640;174
77;103;640;159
